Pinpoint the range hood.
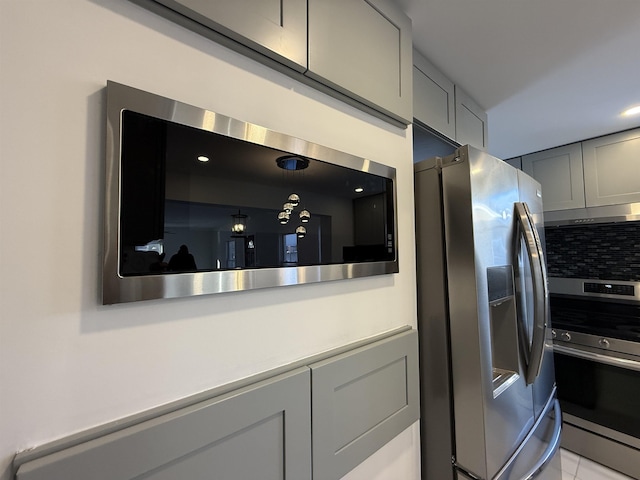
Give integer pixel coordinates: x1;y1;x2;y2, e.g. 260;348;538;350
544;202;640;227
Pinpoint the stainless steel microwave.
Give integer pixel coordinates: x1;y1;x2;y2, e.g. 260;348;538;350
103;81;398;304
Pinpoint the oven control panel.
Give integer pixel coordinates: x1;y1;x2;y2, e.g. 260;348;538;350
584;282;635;296
552;328;640;358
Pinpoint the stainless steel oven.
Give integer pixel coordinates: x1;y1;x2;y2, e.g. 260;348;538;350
549;277;640;478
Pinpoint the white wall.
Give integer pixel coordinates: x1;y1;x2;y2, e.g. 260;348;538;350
0;1;419;479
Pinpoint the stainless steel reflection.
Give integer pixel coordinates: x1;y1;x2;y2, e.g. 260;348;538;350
415;145;560;480
103;81;398;304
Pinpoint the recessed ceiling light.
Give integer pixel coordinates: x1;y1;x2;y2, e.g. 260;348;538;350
622;105;640;117
355;187;364;193
197;155;210;162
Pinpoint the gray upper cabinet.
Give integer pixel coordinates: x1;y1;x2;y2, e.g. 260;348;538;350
582;128;640;207
307;0;413;124
454;85;488;151
136;0;412;126
522;143;585;211
412;51;488;150
413;49;455;140
149;0;308;71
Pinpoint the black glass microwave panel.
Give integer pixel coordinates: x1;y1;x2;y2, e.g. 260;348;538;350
103;81;398;304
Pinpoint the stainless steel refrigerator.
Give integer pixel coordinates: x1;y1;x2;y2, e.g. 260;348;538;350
414;145;562;480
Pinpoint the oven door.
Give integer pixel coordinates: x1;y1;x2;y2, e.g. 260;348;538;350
553;345;640;477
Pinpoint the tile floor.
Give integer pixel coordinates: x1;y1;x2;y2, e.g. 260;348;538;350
560;449;636;480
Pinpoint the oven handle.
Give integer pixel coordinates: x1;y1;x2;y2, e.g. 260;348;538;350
515;202;549;384
554;344;640;372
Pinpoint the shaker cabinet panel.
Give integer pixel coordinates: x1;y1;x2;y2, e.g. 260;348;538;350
582;128;640;207
15;367;312;480
413;49;456;140
150;0;308;71
454;85;488;151
522;143;585;211
307;0;413;124
310;330;420;480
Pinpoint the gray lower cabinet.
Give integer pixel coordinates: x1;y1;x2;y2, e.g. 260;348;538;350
522;143;585;211
307;0;413;124
310;330;420;480
14;329;420;480
413;49;456;140
15;367;312;480
142;0;307;71
454;85;488;151
582;128;640;207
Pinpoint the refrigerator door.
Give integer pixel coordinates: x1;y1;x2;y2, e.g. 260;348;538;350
516;170;557;419
493;392;563;480
440;146;536;479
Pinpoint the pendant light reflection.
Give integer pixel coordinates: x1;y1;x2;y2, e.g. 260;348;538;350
278;211;290;224
283;202;294;214
276;155;312;237
288;193;300;207
231;210;248;236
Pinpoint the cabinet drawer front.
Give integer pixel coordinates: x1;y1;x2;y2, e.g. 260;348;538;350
307;0;413;123
583;129;640;207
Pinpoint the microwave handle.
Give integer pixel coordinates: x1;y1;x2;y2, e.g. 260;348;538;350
515;202;549;385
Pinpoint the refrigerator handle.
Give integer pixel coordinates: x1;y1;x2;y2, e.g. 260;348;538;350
522;399;562;480
514;202;549;385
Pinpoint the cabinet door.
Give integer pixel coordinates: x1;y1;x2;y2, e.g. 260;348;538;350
15;367;312;480
413;49;456;140
151;0;307;71
582;128;640;207
522;143;585;211
310;330;419;480
307;0;413;124
454;85;488;150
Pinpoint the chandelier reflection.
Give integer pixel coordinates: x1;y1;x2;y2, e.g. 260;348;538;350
276;155;311;238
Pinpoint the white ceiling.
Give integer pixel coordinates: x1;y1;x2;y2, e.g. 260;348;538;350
394;0;640;159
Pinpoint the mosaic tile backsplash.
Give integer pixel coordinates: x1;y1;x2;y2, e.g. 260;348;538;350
544;221;640;281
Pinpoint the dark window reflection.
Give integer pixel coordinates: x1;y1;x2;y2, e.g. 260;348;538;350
119;110;395;276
